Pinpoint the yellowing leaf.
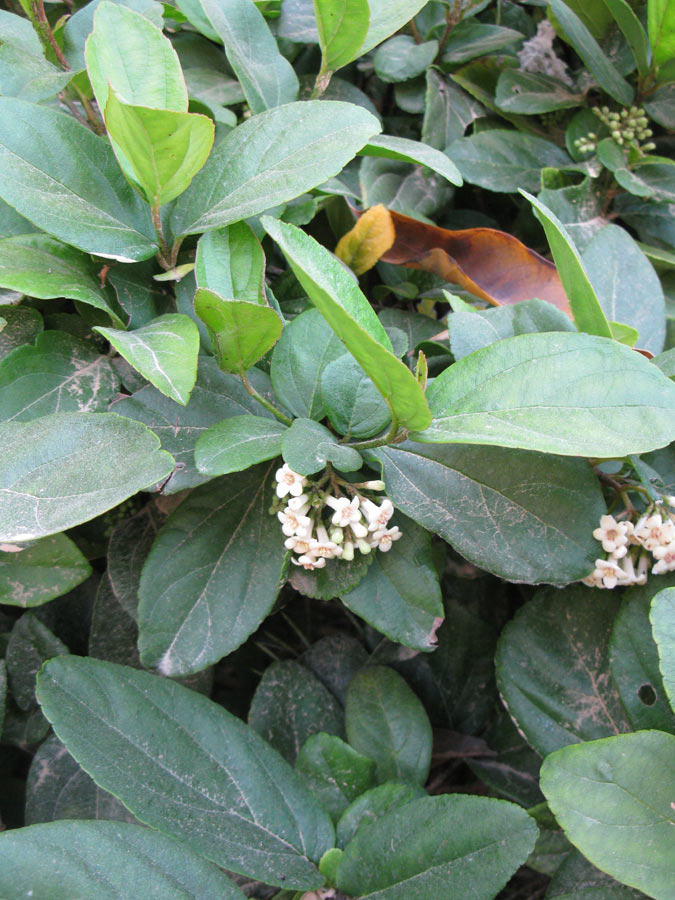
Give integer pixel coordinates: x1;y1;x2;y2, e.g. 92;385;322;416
335;204;395;276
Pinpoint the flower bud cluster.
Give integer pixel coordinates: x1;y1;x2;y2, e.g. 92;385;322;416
582;500;675;589
272;464;402;571
574;106;655;156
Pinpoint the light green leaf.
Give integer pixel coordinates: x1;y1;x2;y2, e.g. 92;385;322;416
336;781;426;848
85;1;188;114
137;464;287;675
171;101;380;236
0;99;156;262
345;666;432;785
340;514;443;651
197;0;299;114
195;414;286;475
95;313;199;406
359;133;462;185
0;412;174;542
496;587;631;757
417;331;675;456
104;92;214;207
601;0;650;78
315;0;370;72
0;535;91;609
62;0;166;70
296;733;377;822
196;223;266;302
37;656;334;889
0;331;119;422
249;660;344;764
541;731;675;900
0;820;249;900
0;8;43;55
367;442;604;584
263;218;431;431
650;587;675;710
648;0;675;67
194;288;283;374
336;794;539;900
281;418;363;475
372;35;438;83
548;0;633;105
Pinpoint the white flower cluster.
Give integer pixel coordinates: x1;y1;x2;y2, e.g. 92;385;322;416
582;500;675;589
274;464;402;571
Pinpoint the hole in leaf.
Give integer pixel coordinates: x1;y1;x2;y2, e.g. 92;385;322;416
638;683;657;706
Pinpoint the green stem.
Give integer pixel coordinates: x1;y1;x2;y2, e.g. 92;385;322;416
311;63;333;99
151;204;173;270
239;370;293;426
348;414;404;451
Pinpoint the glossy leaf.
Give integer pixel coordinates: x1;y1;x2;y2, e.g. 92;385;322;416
336;794;538;900
345;666;432;785
95;314;199;405
335;203;395;276
197;0;299;114
171;101;380;236
368;442;604;584
359;134;462;186
0;535;91;608
541;731;675;900
281;418;363;475
335;781;426;848
496;586;631;757
315;0;369;72
296;733;377;821
137;464;287;675
0;99;156;262
104;92;214;207
37;656;334;889
418;332;675;457
195;222;265;302
0;412;174;542
320;352;391;440
0;819;249;900
194;288;283;374
263;218;431;431
195;415;286;475
650;587;675;710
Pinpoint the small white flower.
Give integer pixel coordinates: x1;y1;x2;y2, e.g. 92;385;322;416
325;495;367;533
361;497;395;532
652;540;675;575
284;536;312;554
370;525;403;552
595;558;632;589
292;554;327;570
361;480;385;491
665;495;675;508
278;506;312;538
308;525;343;559
355;538;372;555
287;493;310;511
341;540;355;561
593;515;632;557
275;464;307;498
634;513;674;552
581;567;606;588
635;553;649;585
329;526;344;544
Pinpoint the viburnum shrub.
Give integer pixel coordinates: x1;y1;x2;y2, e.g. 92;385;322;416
0;0;674;898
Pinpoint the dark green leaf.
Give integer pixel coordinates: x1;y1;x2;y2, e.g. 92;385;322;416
373;35;438;83
320;352;391;440
548;848;650;899
195;414;286;475
442;19;523;64
6;614;68;710
496;70;584;113
0;535;91;608
301;634;368;705
281;418;363;475
650;586;675;711
335;781;426;848
359;133;462;186
538;173;608;253
296;733;377;821
601;0;650;78
0;304;42;361
290;550;373;600
422;70;484;151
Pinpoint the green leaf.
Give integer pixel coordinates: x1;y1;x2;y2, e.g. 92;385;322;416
314;0;370;72
648;0;675;67
548;0;633;105
609;583;675;731
0;535;91;608
62;0;166;70
650;587;675;710
417;332;675;457
340;514;443;651
422;69;484;151
281;418;363;475
0;45;72;103
496;586;631;757
104;92;214;207
85;1;188;114
521;191;611;337
249;660;344;763
0;8;43;55
0;820;248;900
372;35;438;83
0;412;174;542
195;223;266;302
547;848;651;899
356;0;428;56
541;731;675;900
358;134;462;186
95;313;199;406
0;99;156;262
601;0;650;78
195;414;286;475
368;442;604;584
0;659;7;744
0;235;126;326
137;464;287;675
195;288;283;374
345;666;432;785
171;101;380;236
263;218;431;431
37;656;334;889
335;794;538;900
495;70;584;113
296;733;377;821
320;352;391;439
450;130;571;193
113;357;275;492
0;331;119;423
270;309;343;421
443;19;523;64
6;614;68;710
336;781;426;848
0;304;42;361
301;634;368;705
289;551;373;601
197;0;299;114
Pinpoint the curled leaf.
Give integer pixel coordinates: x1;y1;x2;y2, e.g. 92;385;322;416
335;204;395;275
